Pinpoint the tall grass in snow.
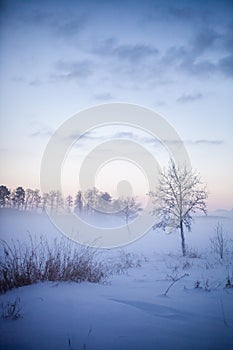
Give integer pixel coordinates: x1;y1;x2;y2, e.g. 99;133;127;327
0;236;109;294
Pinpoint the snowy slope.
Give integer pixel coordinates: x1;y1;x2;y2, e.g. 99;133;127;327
0;255;233;350
0;209;233;349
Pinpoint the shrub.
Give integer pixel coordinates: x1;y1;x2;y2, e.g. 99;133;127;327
0;236;109;294
210;223;230;260
108;250;146;275
1;296;22;320
182;261;192;270
186;247;201;259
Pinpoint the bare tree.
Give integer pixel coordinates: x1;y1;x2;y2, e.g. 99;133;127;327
0;185;10;208
74;190;83;213
149;159;208;256
210;223;229;259
54;191;64;212
42;192;50;212
65;195;73;213
24;188;34;211
84;187;99;213
11;187;25;210
32;189;41;212
120;197;142;226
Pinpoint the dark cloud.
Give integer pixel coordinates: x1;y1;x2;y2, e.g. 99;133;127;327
28;79;42;87
114;44;159;62
168;5;196;20
146;2;200;23
90;24;232;85
92;38;159;62
162;25;233;78
29;120;53;138
155;100;167;107
6;2;88;39
217;54;233;76
94;93;113;101
52;60;93;81
153;139;224;146
114;131;137;139
179;58;216;77
54;14;87;38
30;128;53;138
191;28;221;55
176;93;203;103
112;131;161;146
194;139;224;145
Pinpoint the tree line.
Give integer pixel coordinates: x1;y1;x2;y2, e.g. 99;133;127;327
0;185;142;222
0;159;208;256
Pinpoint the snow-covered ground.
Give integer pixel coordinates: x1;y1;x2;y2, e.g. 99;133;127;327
0;209;233;349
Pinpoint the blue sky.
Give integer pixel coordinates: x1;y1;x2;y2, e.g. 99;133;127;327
0;0;232;210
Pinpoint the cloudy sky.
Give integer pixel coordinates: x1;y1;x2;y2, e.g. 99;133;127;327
0;0;232;210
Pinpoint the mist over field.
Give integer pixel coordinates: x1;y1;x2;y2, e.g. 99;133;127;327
1;0;233;349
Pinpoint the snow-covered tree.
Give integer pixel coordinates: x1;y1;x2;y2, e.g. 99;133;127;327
149;159;208;256
42;192;50;211
65;195;73;213
84;187;99;212
97;191;112;212
24;188;34;211
74;190;83;213
24;189;41;211
210;223;230;260
32;189;41;211
0;185;10;207
120;197;142;225
12;187;25;210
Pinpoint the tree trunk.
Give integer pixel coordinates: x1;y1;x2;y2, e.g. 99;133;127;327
180;221;186;256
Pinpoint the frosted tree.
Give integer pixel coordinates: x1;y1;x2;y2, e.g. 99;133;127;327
120;197;142;225
84;187;99;212
149;159;208;256
42;192;50;211
32;189;41;211
98;191;112;212
24;189;34;211
74;190;83;213
65;195;73;213
48;190;57;212
12;187;25;210
210;223;229;259
0;185;10;208
54;191;64;212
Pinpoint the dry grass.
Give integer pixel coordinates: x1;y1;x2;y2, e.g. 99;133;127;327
1;296;22;320
0;236;109;294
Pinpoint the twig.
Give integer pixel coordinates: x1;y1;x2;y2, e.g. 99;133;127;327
220;298;229;328
164;273;189;296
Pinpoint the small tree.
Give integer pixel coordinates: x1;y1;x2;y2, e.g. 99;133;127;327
120;197;142;225
0;185;10;208
12;187;25;210
74;190;83;213
84;187;99;213
210;223;229;259
42;192;50;212
149;159;208;256
65;195;73;213
24;188;34;211
32;189;41;212
97;191;112;212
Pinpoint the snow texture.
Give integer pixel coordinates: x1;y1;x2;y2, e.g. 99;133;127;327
0;209;233;349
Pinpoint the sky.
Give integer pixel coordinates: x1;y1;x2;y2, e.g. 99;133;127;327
0;0;233;211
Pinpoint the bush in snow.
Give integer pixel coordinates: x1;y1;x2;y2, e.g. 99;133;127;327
0;236;109;294
210;223;231;260
185;247;201;259
107;250;147;275
1;296;22;320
